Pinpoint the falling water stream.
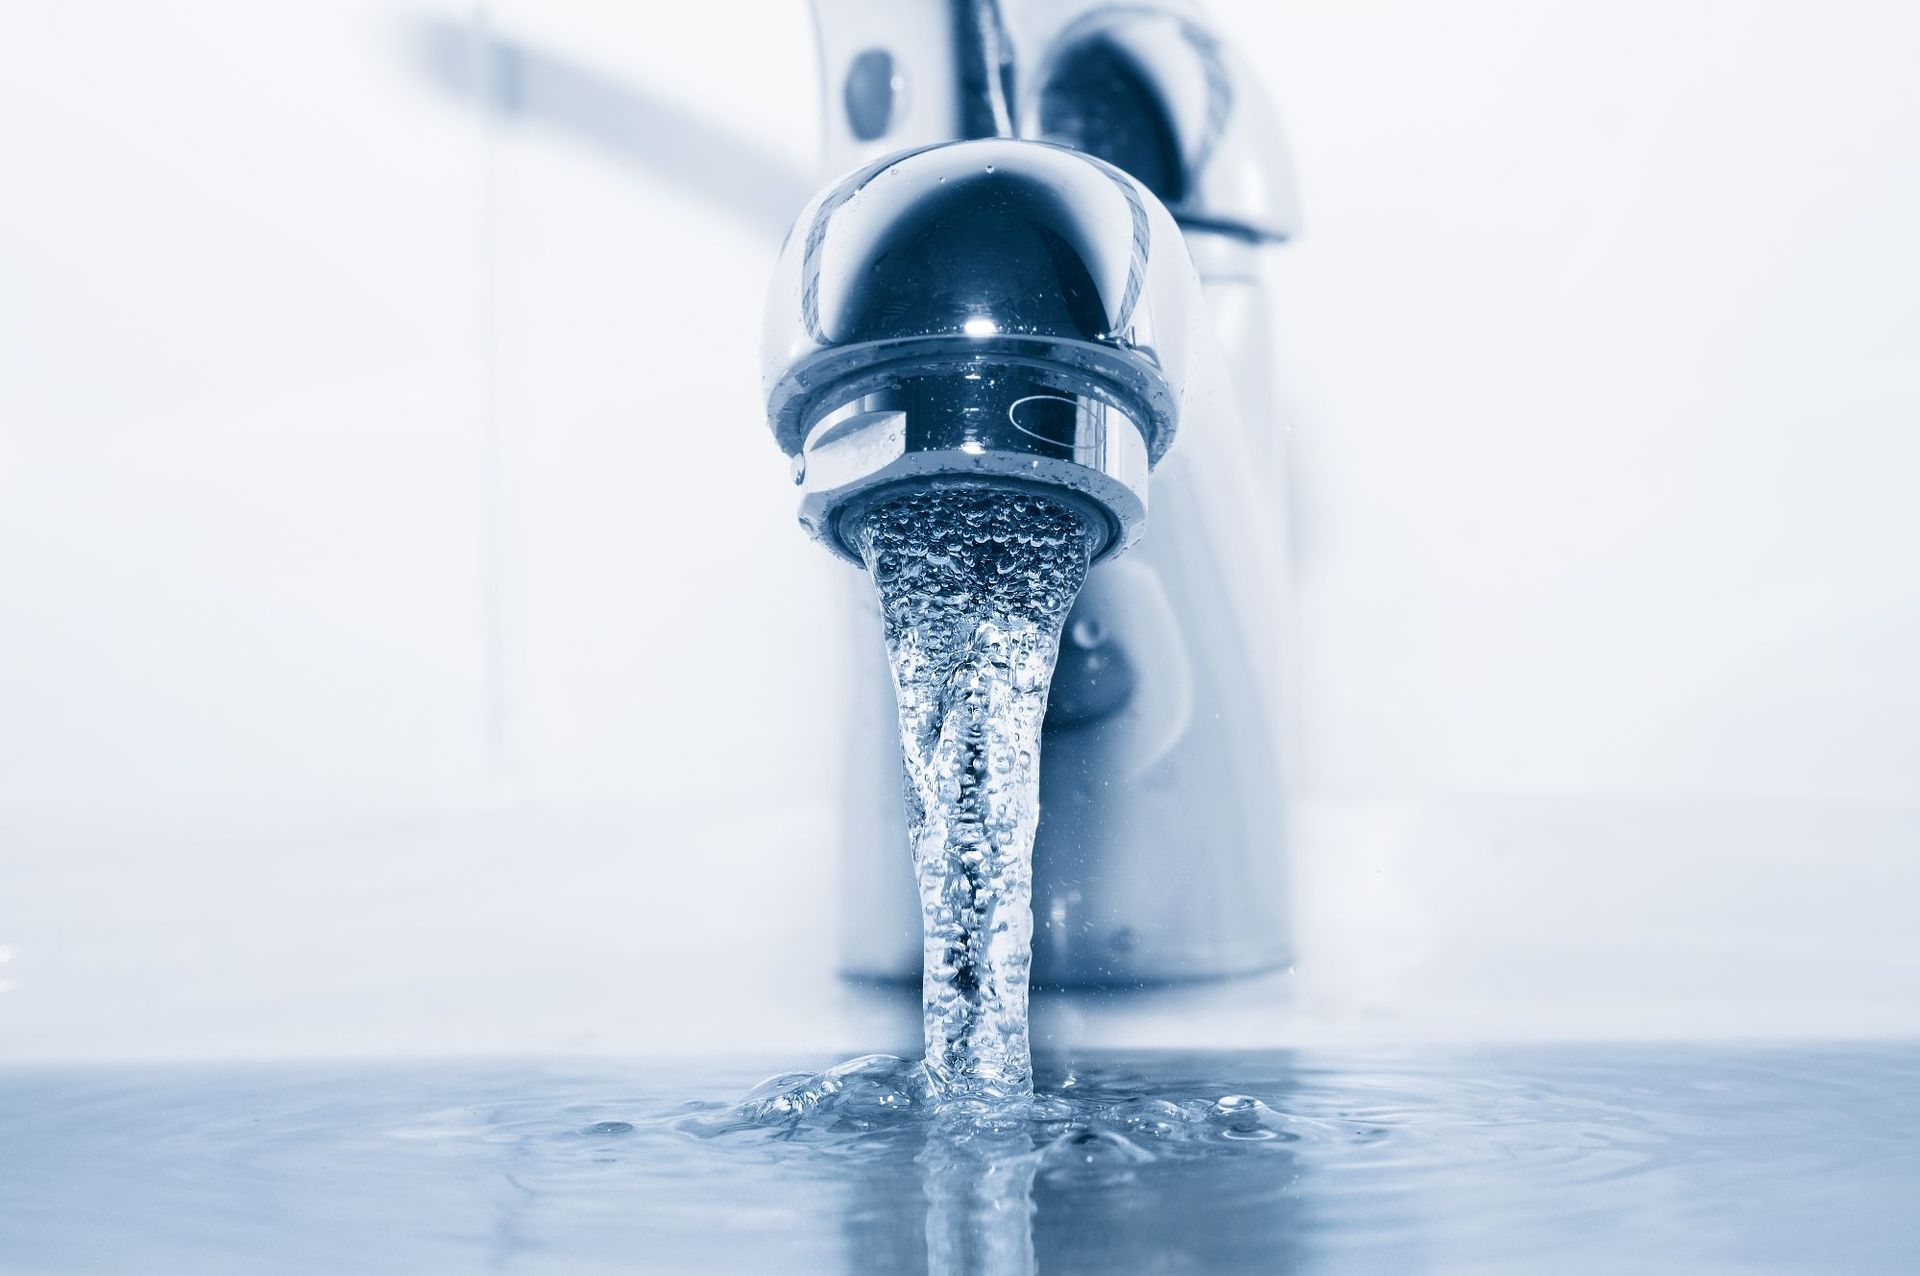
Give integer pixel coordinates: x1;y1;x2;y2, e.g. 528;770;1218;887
670;482;1294;1273
851;484;1097;1100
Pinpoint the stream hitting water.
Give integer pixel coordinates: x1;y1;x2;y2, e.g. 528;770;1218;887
687;484;1299;1161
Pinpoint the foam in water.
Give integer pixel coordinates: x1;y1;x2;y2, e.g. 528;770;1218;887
850;484;1097;1100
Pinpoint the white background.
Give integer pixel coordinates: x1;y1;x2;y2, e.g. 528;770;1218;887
2;0;1916;1060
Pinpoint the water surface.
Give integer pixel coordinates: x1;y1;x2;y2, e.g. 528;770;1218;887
3;1044;1917;1274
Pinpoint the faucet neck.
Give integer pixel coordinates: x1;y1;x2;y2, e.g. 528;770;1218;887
809;1;1015;179
807;0;1299;242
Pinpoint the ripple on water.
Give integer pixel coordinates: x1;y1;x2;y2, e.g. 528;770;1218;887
675;1052;1401;1170
1;1047;1917;1274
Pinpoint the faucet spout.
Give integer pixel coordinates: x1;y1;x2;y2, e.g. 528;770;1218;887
763;138;1206;563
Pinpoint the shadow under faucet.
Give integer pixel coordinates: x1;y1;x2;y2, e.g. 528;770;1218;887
400;13;816;238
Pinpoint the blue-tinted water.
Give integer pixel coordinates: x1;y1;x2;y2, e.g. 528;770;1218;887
856;487;1097;1100
2;1044;1916;1274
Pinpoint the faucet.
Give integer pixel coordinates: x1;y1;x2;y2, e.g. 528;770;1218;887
765;0;1299;986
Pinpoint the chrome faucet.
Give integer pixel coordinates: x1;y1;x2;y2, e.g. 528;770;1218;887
766;0;1299;986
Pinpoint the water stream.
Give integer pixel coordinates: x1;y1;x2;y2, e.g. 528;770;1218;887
850;484;1097;1100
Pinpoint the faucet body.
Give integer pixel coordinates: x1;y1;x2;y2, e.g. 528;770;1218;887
768;0;1297;985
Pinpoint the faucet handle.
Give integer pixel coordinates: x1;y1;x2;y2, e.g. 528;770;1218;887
1013;0;1300;242
807;3;1300;245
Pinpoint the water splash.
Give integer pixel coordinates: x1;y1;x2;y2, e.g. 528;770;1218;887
676;1053;1304;1160
852;485;1097;1100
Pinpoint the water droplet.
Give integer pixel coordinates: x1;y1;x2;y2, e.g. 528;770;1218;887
1209;1094;1284;1141
581;1120;633;1136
